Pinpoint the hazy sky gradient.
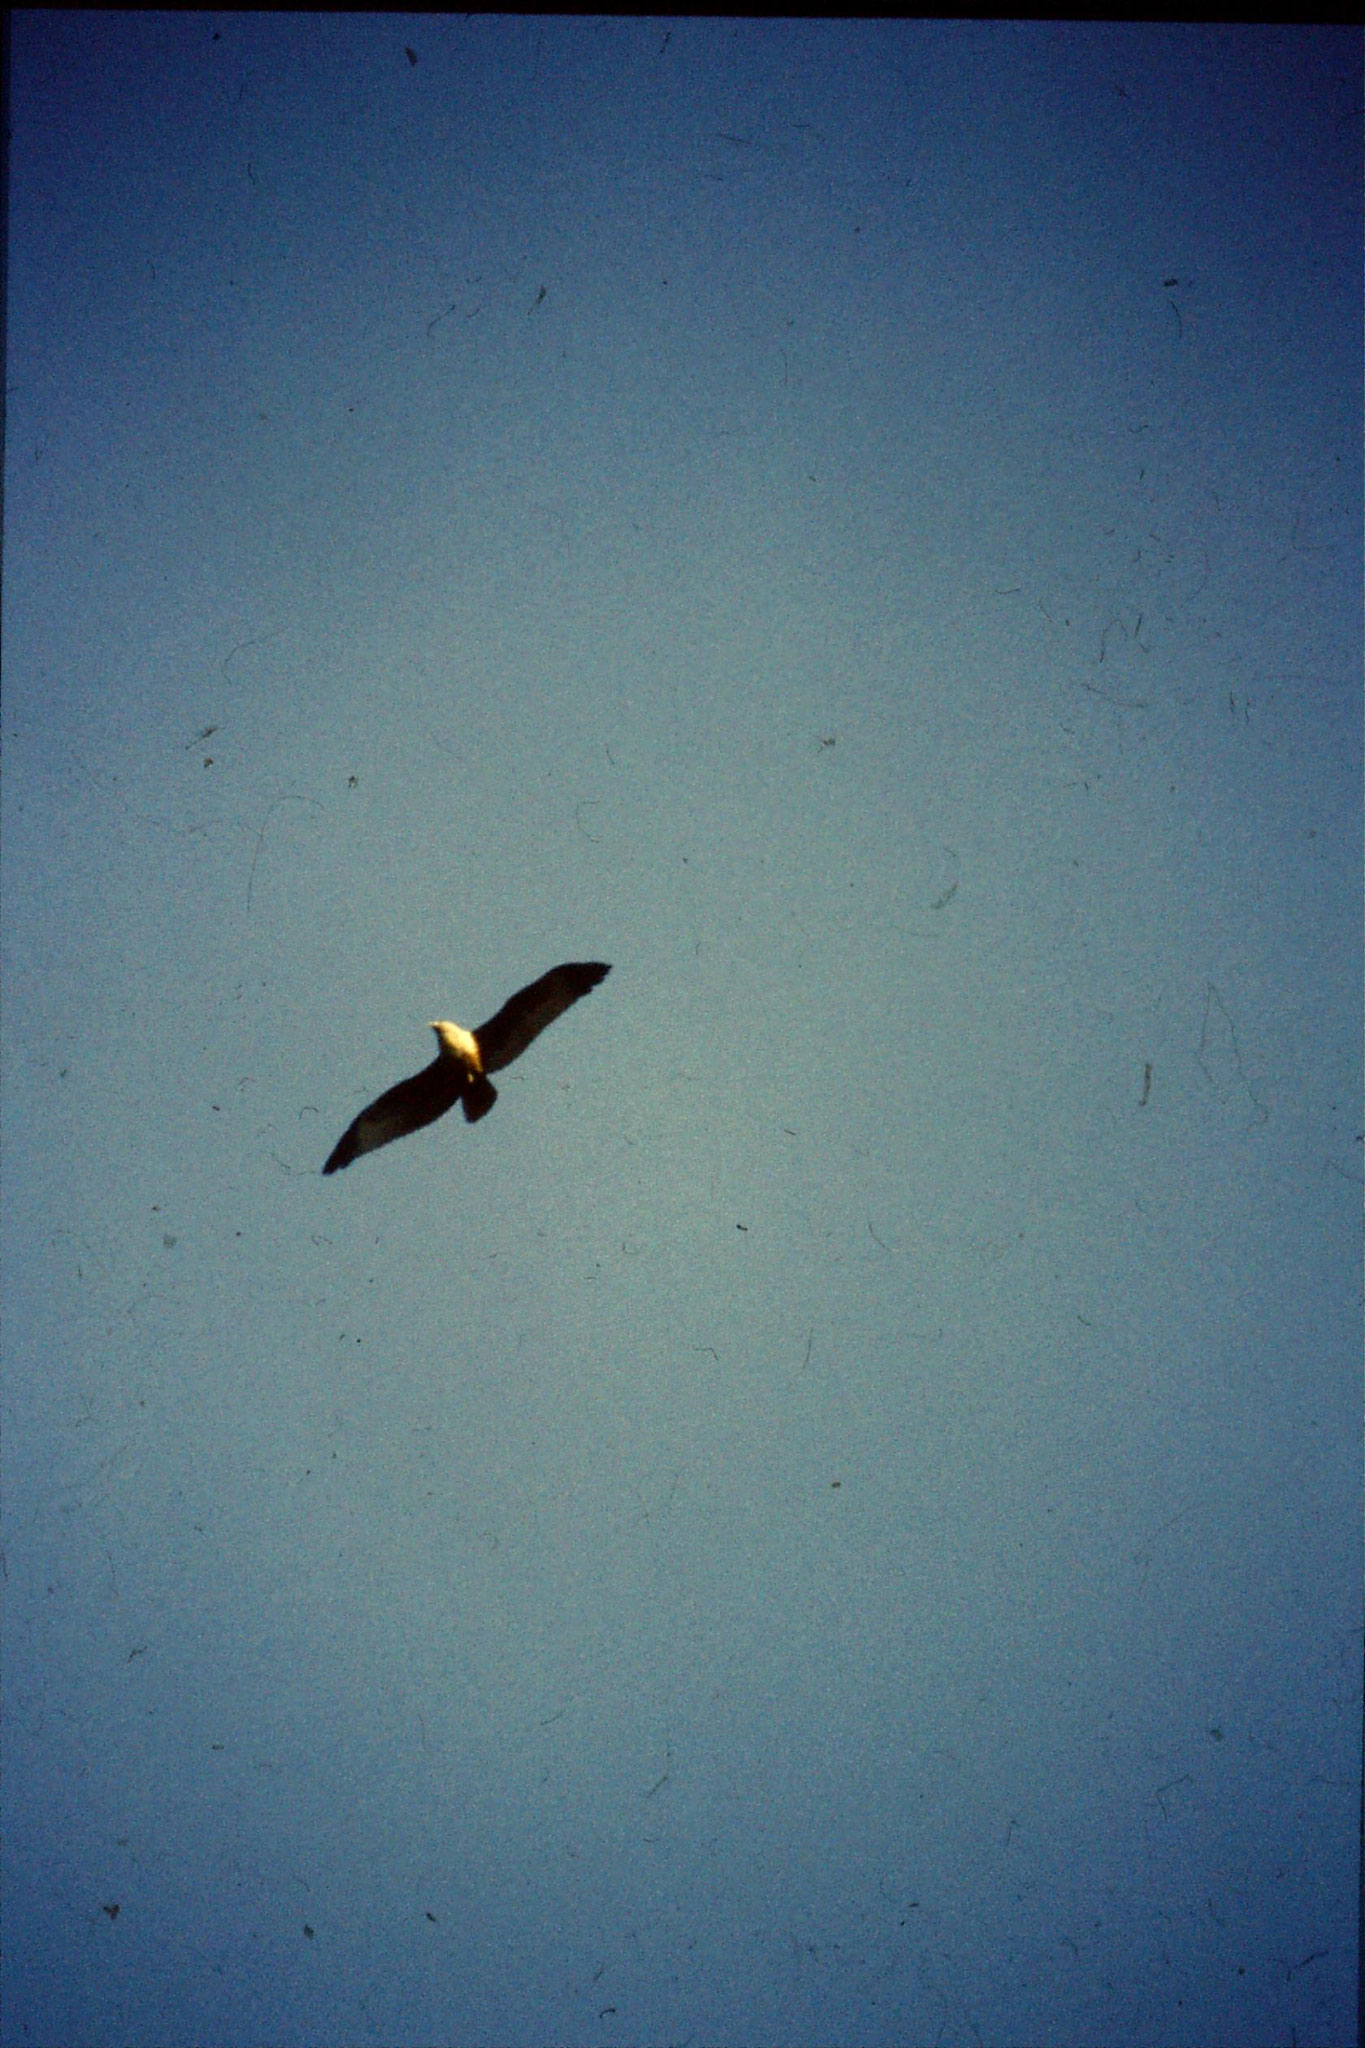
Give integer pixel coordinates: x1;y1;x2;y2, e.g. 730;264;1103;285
3;16;1360;2047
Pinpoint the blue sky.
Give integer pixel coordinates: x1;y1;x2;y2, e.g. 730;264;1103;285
3;16;1360;2047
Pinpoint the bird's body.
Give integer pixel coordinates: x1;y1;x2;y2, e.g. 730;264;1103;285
322;961;609;1174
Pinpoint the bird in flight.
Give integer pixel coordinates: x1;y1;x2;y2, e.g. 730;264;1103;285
322;961;610;1174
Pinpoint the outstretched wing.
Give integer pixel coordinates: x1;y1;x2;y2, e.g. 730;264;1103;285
475;961;611;1075
323;1055;463;1174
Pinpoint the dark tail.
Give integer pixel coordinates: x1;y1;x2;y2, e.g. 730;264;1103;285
463;1075;497;1123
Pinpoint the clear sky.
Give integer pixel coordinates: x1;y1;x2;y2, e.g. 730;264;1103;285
3;16;1360;2048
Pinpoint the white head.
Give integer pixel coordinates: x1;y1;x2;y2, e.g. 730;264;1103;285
430;1019;482;1071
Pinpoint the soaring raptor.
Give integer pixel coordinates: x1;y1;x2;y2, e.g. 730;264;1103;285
322;961;610;1174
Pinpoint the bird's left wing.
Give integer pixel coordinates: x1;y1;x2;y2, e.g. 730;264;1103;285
475;961;610;1074
323;1055;463;1173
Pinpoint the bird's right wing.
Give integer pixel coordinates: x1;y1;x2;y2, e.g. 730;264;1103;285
475;961;610;1074
323;1057;463;1173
